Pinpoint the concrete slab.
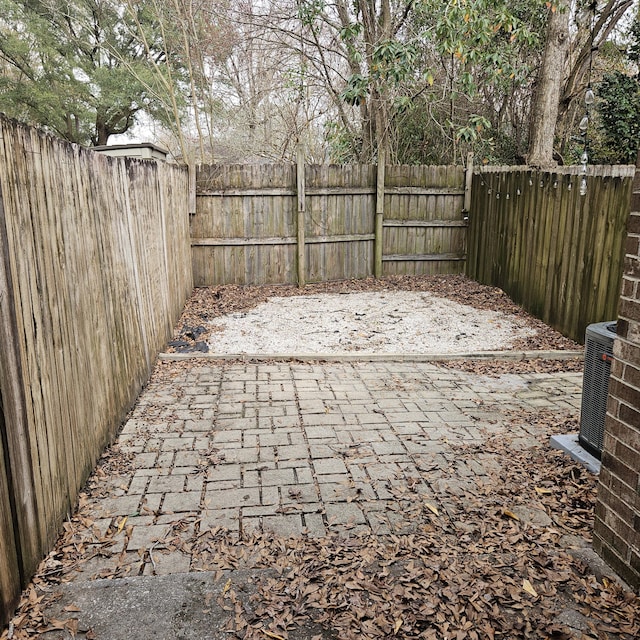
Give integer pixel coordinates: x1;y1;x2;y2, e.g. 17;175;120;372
40;571;336;640
549;433;601;474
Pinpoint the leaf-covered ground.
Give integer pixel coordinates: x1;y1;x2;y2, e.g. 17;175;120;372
4;277;635;640
4;412;639;640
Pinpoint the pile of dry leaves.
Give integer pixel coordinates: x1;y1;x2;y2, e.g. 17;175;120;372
193;420;637;640
4;412;639;640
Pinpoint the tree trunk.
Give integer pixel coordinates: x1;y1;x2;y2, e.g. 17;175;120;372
527;1;569;167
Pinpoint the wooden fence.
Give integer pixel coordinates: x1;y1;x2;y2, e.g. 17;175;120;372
192;160;468;285
0;116;192;625
467;165;635;343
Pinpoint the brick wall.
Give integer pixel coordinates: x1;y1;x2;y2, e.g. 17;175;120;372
593;150;640;590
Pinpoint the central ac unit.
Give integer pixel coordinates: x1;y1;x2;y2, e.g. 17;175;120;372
579;321;616;459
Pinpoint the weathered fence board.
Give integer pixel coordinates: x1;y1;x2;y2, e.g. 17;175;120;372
193;163;468;285
0;116;192;626
382;165;466;276
467;166;634;343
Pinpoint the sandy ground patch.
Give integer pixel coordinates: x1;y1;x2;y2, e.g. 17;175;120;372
206;290;537;355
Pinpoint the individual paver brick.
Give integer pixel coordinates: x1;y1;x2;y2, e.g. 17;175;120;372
99;495;141;517
147;475;185;494
281;484;319;504
140;493;162;515
325;502;366;526
127;476;148;495
272;416;300;429
302;513;326;538
356;405;389;426
259;433;290;447
207;464;242;483
211;430;243;444
313;458;348;475
294;466;314;484
262;515;305;537
346;464;367;482
261;468;295;486
222;448;260;464
372;441;406;455
350;430;384;443
259;447;276;462
243;470;260;487
161;437;194;451
143;550;191;576
276;444;308;460
303;414;344;426
261;485;279;506
185;475;204;492
134;452;158;468
216;418;257;430
174;451;205;467
318;482;353;503
289;432;307;445
242;517;262;535
185;419;213;432
366;463;399;480
204;486;260;510
200;509;239;532
156;452;175;467
308;444;336;458
126;524;170;551
162;491;202;513
335;431;354;445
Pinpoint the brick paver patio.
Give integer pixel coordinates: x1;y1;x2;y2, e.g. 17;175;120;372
73;360;582;578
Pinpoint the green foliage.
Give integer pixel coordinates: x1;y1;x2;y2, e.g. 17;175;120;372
297;0;326;27
0;0;185;145
340;74;369;106
326;0;549;164
590;71;640;164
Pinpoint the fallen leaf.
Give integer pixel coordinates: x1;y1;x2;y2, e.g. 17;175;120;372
502;509;520;521
424;502;440;516
63;605;82;613
522;579;538;597
535;487;552;495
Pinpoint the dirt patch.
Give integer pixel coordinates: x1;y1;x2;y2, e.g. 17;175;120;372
170;275;581;356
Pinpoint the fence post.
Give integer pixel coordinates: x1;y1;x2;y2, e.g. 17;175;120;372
188;163;196;216
296;146;306;287
374;148;386;278
463;152;474;217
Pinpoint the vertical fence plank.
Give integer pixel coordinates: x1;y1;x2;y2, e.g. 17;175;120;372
297;147;306;287
0;184;34;625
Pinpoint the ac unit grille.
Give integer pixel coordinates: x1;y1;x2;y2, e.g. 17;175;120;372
579;321;616;459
